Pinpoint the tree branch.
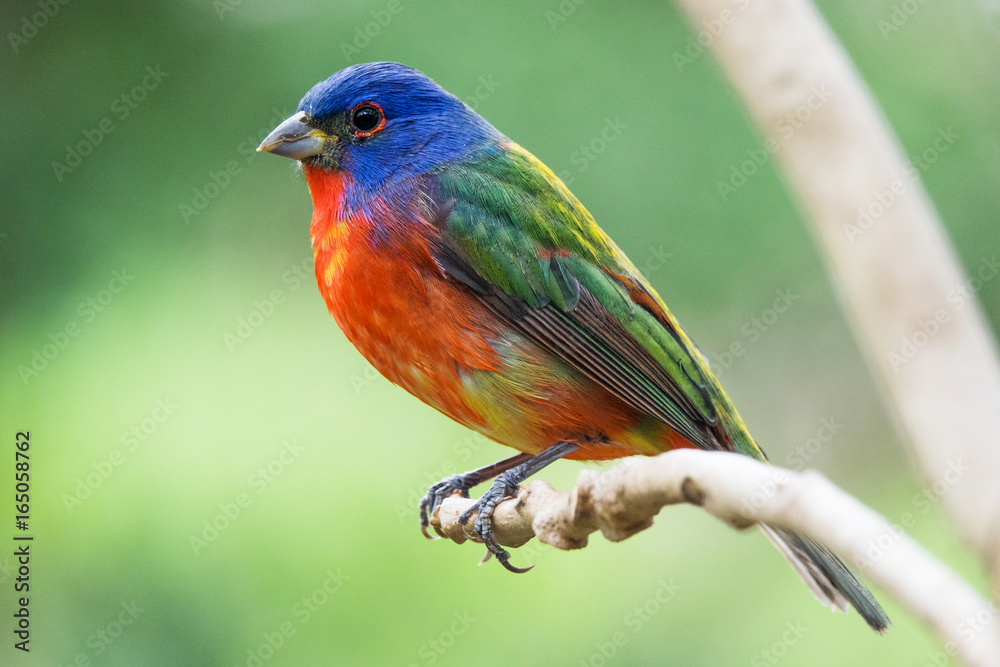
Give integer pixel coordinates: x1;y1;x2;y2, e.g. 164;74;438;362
671;0;1000;580
431;450;1000;667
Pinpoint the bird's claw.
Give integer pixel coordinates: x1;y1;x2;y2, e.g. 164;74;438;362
419;473;474;539
467;472;533;573
420;470;533;572
418;443;579;572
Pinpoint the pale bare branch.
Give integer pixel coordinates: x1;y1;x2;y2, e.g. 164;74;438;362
432;450;1000;666
672;0;1000;576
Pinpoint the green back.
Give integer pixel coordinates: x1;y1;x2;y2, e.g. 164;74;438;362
433;142;766;460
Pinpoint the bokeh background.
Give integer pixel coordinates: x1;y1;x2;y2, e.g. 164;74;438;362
2;0;999;664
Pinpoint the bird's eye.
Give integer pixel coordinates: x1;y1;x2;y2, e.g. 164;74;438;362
351;102;385;137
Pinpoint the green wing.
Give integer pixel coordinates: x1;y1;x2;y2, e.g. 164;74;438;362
431;142;764;459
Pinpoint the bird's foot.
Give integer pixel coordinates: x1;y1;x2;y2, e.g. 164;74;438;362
419;442;579;572
419;474;474;539
457;471;531;573
418;452;532;539
459;441;581;573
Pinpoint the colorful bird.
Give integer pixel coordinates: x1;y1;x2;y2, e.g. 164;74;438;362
258;62;889;632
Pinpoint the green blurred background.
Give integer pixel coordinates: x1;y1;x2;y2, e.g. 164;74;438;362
2;0;999;664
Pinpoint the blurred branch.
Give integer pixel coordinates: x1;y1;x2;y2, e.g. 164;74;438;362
432;450;1000;666
670;0;1000;663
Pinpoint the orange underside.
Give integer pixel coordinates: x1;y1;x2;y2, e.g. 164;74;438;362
303;166;691;461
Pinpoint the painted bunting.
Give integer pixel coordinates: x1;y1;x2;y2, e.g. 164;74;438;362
258;62;888;632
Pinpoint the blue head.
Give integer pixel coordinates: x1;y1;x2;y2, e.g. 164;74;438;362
260;62;503;194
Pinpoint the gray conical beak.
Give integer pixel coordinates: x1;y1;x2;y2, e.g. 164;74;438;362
257;112;330;160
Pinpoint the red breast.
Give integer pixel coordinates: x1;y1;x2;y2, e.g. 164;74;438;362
303;165;498;429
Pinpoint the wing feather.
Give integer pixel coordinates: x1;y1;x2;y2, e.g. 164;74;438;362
430;143;761;457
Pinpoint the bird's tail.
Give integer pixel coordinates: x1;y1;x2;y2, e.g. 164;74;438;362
760;524;890;633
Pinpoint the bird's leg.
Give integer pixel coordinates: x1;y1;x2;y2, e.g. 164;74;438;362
458;441;581;573
419;452;533;539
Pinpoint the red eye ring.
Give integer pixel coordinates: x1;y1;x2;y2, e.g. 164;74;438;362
351;101;385;137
